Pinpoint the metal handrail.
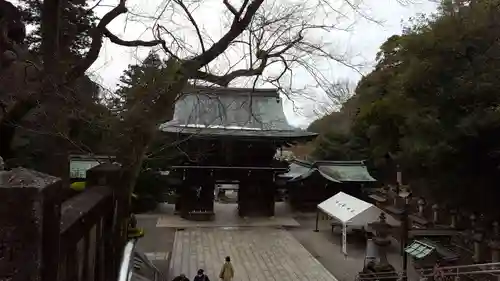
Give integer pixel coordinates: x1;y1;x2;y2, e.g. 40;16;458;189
118;239;137;281
420;262;500;276
422;262;500;272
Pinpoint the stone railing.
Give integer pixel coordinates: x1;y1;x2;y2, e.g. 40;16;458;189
0;163;131;281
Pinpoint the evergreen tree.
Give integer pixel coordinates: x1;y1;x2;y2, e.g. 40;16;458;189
18;0;97;60
115;51;166;112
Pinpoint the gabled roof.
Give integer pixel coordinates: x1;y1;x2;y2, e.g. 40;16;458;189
159;87;317;141
279;159;377;183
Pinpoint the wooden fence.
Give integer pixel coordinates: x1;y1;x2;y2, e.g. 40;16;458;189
0;163;132;281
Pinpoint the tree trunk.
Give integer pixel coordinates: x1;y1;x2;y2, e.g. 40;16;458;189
117;103;175;195
0;99;37;163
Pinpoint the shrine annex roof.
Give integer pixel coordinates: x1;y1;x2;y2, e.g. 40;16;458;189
159;87;317;141
279;159;377;183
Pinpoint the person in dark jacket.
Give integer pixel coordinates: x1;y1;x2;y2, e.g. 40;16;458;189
172;273;189;281
193;269;210;281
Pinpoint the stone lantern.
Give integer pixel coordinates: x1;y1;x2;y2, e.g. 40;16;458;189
470;214;477;229
472;215;485;263
489;221;500;264
381;184;391;196
0;156;7;185
450;209;457;228
432;204;439;224
417;198;425;217
369;213;393;266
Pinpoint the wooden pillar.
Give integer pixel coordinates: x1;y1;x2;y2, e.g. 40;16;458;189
238;171;276;217
174;184;182;214
238;182;249;217
0;168;62;281
200;181;215;213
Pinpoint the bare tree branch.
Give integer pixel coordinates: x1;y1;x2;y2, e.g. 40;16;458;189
223;0;239;16
194;60;265;87
66;0;162;83
192;30;301;86
103;28;164;47
174;0;206;53
186;0;264;69
66;0;128;82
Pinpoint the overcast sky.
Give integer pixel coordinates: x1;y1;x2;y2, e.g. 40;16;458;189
89;0;438;128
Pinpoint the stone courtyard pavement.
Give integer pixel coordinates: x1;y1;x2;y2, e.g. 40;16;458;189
168;227;338;281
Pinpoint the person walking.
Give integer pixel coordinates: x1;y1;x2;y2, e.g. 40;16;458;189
172;273;190;281
219;256;234;281
194;269;210;281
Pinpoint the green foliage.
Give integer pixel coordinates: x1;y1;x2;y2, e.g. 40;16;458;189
311;0;500;214
114;53;183;203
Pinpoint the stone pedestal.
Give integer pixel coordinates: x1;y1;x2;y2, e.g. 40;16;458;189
373;236;392;265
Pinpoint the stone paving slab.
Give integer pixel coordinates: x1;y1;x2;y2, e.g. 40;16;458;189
156;203;299;228
156;215;300;228
168;227;337;281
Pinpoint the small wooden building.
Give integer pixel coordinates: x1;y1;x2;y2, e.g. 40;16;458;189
280;159;377;211
405;229;460;269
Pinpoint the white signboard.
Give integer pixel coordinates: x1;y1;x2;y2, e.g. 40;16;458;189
70;160;101;179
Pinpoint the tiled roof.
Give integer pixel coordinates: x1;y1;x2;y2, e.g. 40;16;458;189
405;240;435;259
159;87;317;140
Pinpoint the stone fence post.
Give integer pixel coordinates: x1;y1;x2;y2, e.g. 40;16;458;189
0;168;62;281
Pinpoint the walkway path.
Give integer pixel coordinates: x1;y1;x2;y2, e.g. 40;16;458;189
168;227;338;281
